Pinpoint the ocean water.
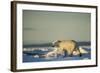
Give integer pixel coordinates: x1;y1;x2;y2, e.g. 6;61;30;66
23;46;91;62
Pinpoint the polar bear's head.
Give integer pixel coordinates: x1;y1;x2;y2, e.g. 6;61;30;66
52;40;62;47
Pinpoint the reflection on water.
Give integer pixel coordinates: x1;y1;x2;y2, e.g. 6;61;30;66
23;46;91;63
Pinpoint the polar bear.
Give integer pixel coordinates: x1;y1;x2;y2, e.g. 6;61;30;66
45;40;88;58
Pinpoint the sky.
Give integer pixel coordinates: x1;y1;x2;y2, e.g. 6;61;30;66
23;10;91;45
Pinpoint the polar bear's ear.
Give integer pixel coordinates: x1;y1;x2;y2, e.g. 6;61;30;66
57;40;62;42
